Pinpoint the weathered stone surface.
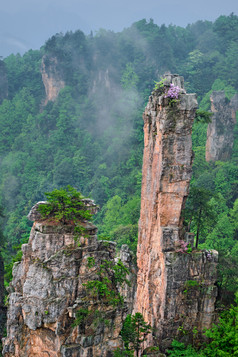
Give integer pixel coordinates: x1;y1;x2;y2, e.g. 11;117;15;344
41;55;65;105
3;212;136;356
135;74;217;350
27;201;48;221
206;91;238;162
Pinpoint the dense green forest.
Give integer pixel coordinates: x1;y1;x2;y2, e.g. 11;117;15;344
0;13;238;354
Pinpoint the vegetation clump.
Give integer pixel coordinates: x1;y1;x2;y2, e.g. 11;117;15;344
84;258;130;307
154;78;181;106
168;292;238;356
72;258;130;332
120;313;152;357
37;185;92;224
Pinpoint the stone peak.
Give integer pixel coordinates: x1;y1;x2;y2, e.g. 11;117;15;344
162;73;185;89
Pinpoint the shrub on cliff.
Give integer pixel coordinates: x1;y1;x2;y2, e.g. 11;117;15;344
167;293;238;356
202;292;238;356
38;185;92;224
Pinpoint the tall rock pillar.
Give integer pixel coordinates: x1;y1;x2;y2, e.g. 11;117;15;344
206;91;238;162
135;74;218;350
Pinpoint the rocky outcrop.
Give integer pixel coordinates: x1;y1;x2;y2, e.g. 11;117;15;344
91;69;111;94
3;209;135;356
135;74;218;350
206;91;238;162
41;56;65;105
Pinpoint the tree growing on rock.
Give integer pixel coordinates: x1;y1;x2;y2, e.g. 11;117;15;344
38;185;92;224
184;186;217;248
120;313;152;356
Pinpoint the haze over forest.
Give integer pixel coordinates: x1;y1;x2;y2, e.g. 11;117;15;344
0;8;238;356
1;0;238;57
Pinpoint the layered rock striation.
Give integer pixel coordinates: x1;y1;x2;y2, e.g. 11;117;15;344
206;91;238;162
3;206;135;356
135;74;218;350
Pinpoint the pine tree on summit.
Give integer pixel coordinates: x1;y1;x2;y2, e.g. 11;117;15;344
38;185;92;224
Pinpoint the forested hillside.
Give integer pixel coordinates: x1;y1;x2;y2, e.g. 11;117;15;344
0;13;238;308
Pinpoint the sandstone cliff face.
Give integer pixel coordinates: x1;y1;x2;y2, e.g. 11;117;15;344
135;74;218;350
41;56;65;105
206;91;238;162
3;210;135;356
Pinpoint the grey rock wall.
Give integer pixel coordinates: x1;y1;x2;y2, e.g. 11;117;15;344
206;91;238;162
3;214;136;356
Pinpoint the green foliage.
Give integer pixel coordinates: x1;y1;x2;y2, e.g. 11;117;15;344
167;294;238;356
87;256;95;268
184;186;217;247
4;51;44;101
111;224;138;254
203;292;238;356
71;258;130;335
120;313;152;356
84;259;130;307
184;280;200;288
38;186;92;224
167;340;201;356
194;109;212;124
153;78;166;92
71;308;89;328
114;348;133;357
121;63;139;90
97;195;140;253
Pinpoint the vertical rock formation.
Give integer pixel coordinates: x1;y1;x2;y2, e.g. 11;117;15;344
41;56;65;105
206;91;238;162
135;74;218;350
3;202;135;356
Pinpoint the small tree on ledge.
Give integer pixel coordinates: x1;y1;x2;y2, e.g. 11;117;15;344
120;313;152;356
38;185;92;225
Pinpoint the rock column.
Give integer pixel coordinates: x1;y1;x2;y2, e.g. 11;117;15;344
206;91;238;162
135;74;218;350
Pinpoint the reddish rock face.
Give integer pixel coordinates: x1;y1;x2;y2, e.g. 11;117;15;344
206;91;238;162
41;56;65;105
135;75;218;350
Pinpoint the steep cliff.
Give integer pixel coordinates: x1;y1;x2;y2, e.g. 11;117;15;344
41;56;65;105
206;91;238;162
3;202;136;356
135;74;218;350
